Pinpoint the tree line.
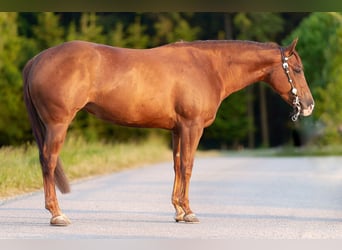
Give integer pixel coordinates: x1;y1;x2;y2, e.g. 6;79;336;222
0;12;341;148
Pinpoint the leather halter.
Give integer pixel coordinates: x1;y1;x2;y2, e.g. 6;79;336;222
280;47;301;121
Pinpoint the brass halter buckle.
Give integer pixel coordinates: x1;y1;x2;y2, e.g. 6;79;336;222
280;48;301;121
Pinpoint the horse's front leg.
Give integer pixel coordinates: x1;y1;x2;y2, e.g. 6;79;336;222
172;123;203;223
171;130;186;222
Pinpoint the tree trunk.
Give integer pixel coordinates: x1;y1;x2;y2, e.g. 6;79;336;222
259;84;269;147
247;86;255;148
224;13;233;39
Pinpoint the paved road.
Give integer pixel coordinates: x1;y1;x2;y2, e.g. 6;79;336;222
1;156;342;239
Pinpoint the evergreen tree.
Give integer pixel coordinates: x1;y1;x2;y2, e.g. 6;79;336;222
125;15;150;48
283;12;342;98
153;13;200;44
284;12;342;145
33;12;64;49
316;14;342;144
108;21;127;47
0;13;31;145
67;12;105;43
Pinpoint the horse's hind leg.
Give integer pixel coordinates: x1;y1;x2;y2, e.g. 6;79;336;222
41;123;70;226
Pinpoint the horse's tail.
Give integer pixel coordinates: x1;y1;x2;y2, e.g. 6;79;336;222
23;58;70;194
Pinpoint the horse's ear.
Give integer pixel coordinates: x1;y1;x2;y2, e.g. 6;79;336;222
285;38;298;57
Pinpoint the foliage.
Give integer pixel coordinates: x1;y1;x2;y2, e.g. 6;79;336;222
202;90;249;149
234;13;284;148
0;12;323;149
33;12;65;49
316;22;342;144
0;13;32;145
67;13;105;44
234;12;284;41
283;12;342;145
283;12;342;98
153;13;201;44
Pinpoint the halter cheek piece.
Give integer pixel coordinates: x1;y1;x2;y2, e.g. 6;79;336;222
280;47;301;121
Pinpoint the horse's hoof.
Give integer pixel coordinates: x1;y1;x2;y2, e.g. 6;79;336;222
50;214;71;226
174;212;186;222
183;213;200;223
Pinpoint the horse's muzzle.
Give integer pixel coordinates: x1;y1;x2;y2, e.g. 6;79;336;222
302;102;314;116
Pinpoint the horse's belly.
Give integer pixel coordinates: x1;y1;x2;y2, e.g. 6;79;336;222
84;102;175;129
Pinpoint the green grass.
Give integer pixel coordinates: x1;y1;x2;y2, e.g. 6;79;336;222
2;135;342;199
273;145;342;156
0;135;171;199
219;145;342;157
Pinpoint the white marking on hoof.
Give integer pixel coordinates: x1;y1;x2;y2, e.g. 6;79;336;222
50;214;71;226
183;213;200;223
174;212;186;222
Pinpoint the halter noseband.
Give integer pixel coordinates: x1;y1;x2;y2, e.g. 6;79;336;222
280;47;301;121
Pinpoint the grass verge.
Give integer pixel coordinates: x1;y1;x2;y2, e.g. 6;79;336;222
3;136;341;199
219;145;342;157
0;135;171;199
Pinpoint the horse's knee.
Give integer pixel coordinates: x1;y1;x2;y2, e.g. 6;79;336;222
172;195;181;207
45;198;57;212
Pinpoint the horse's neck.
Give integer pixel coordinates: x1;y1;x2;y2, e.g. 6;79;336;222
211;43;279;99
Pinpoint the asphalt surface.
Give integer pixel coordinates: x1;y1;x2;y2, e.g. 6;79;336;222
1;156;342;239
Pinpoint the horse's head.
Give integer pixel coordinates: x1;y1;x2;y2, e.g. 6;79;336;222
267;38;314;121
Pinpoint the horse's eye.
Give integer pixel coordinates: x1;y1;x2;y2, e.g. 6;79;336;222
293;67;302;74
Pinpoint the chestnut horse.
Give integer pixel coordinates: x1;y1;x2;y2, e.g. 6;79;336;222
23;38;314;226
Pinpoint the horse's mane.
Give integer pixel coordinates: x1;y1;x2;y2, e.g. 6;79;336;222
164;40;280;50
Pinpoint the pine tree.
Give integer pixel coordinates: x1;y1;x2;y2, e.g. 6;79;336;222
284;12;342;145
153;13;200;45
0;13;31;145
33;12;64;49
317;15;342;144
